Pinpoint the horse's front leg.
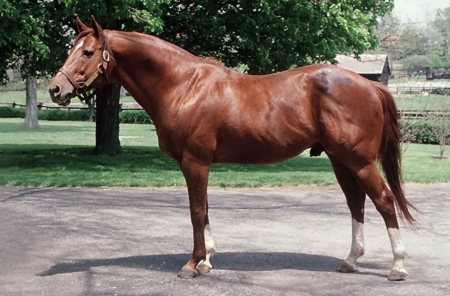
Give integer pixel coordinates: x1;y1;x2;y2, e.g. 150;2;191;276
178;154;213;279
196;201;216;274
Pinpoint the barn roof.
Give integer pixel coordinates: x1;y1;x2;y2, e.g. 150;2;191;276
335;54;390;75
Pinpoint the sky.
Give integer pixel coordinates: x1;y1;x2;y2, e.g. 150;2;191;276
393;0;450;22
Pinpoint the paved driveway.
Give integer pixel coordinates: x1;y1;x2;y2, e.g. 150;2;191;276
0;184;449;296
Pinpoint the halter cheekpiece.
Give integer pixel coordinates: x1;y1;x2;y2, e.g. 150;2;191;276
58;32;110;103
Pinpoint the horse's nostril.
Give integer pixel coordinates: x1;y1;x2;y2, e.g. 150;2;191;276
49;84;61;96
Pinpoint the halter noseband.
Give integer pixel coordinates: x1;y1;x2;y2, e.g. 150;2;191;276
58;32;110;103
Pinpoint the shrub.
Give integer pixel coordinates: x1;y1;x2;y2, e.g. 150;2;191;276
1;106;152;124
401;121;439;144
0;107;26;118
38;109;90;121
119;110;152;124
415;122;439;144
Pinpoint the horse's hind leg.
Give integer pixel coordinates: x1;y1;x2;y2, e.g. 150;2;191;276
329;156;366;273
351;162;408;281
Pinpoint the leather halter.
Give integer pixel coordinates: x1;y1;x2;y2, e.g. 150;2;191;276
58;32;110;103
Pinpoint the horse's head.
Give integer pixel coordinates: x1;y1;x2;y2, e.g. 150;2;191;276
48;16;110;105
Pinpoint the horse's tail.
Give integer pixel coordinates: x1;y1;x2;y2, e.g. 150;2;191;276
372;81;418;227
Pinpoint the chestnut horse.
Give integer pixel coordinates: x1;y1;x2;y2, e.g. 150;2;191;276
48;16;417;281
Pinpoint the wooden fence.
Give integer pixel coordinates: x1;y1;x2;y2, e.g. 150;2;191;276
1;102;142;111
388;86;450;95
399;110;450;120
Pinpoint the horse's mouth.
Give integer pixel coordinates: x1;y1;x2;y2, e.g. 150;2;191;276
60;97;72;106
51;93;73;106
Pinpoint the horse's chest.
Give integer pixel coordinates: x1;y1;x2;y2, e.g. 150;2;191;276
156;129;183;161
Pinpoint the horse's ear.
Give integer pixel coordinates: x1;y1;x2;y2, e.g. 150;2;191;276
91;15;103;37
76;17;90;33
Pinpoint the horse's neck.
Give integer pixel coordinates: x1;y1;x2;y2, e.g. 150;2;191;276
108;31;198;125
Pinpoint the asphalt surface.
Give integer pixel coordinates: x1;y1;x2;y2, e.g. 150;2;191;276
0;184;449;296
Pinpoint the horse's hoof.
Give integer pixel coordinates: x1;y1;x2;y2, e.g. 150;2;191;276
197;263;212;274
177;267;197;279
388;269;408;281
336;261;355;273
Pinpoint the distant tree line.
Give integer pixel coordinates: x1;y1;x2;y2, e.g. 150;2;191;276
376;8;450;74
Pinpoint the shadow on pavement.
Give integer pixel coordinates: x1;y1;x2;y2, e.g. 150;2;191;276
38;251;386;278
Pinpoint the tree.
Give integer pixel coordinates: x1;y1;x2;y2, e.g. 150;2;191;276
0;1;59;129
375;13;404;60
427;98;450;159
159;0;394;74
23;77;40;129
0;0;167;153
399;24;429;57
400;55;434;74
59;1;168;155
433;8;450;67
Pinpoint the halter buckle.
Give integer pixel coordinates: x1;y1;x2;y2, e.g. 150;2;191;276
103;50;110;62
97;63;104;74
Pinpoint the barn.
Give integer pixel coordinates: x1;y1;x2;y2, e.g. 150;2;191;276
335;54;391;85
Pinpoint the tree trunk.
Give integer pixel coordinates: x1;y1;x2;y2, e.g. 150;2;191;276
23;77;40;129
94;83;122;155
87;98;95;122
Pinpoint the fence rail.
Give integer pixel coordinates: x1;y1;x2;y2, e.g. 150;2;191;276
0;102;142;111
388;86;450;95
399;110;450;120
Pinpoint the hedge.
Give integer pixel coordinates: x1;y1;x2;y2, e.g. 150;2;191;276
0;106;26;118
401;120;450;144
0;106;152;124
118;110;152;124
38;109;90;121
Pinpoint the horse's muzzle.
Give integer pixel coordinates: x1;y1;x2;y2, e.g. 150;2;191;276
48;83;73;106
48;84;61;98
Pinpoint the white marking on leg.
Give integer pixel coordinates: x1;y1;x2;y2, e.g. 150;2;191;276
388;228;408;274
198;224;216;269
205;224;216;264
344;219;365;267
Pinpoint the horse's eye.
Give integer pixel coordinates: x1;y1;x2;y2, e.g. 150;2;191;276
83;50;94;58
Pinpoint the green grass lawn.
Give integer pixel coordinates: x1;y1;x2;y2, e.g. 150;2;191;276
1;118;449;187
395;94;450;111
0;90;51;105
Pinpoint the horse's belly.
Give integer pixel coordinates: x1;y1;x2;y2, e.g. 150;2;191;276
213;137;313;164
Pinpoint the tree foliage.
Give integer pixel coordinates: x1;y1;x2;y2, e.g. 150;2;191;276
159;0;394;74
0;0;168;86
1;0;396;79
0;1;51;85
376;8;450;69
434;8;450;67
400;55;434;74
